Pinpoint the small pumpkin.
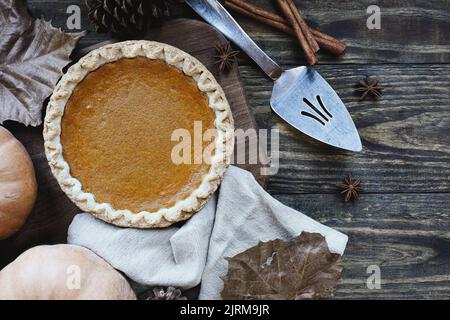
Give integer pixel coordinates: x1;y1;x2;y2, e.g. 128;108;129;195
0;244;136;300
0;126;37;239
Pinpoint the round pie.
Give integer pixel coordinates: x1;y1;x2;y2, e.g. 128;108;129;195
44;41;234;228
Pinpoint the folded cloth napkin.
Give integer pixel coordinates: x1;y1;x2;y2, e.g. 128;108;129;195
68;166;348;300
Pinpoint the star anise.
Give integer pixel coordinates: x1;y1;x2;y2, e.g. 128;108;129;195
339;173;362;202
148;287;187;300
356;76;383;101
215;41;239;72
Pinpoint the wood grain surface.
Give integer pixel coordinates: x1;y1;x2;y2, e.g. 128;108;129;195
2;0;450;299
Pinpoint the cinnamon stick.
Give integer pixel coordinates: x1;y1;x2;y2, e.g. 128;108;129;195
310;29;346;55
276;0;317;65
224;0;346;56
227;0;287;24
225;1;293;34
286;0;319;53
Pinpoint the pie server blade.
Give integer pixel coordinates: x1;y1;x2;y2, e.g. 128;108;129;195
187;0;362;152
271;67;362;151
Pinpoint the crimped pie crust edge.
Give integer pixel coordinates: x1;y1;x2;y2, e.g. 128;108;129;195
43;40;234;228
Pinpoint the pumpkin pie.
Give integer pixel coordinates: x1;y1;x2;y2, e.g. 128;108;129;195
44;41;234;228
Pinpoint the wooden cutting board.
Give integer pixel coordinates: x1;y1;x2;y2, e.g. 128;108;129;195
0;19;268;268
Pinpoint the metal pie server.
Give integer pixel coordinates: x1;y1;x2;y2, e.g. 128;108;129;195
186;0;362;152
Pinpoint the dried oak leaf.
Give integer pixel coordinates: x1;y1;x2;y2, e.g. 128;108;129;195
0;0;85;126
221;232;343;300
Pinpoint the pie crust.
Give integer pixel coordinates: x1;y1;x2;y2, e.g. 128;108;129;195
43;41;234;228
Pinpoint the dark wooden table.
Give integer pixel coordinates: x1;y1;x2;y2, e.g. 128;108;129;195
21;0;450;299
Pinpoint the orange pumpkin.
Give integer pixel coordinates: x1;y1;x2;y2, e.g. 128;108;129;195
0;126;37;239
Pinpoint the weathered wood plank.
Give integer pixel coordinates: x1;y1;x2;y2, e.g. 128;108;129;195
27;0;450;64
232;0;450;64
239;64;450;194
275;193;450;299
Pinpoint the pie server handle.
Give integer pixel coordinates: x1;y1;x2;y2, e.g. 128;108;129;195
185;0;283;80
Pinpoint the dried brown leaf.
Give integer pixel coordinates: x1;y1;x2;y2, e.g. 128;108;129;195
221;232;343;300
0;0;85;126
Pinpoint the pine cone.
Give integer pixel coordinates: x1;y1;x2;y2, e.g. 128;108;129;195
86;0;171;35
149;287;187;300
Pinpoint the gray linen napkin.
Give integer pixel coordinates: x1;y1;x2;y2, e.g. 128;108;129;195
68;166;348;300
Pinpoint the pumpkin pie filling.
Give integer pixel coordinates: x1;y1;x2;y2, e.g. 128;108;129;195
61;57;216;213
